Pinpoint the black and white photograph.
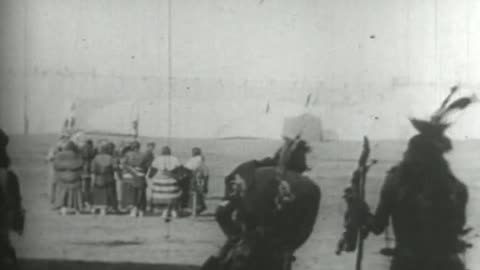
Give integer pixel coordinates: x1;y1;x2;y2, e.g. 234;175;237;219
1;1;479;270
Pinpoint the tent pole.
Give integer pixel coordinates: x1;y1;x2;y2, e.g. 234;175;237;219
23;0;30;135
167;0;172;145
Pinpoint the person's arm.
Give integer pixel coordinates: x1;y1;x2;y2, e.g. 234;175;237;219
285;185;321;251
147;158;159;178
370;172;396;235
172;156;181;169
455;181;468;233
46;147;55;162
7;171;25;234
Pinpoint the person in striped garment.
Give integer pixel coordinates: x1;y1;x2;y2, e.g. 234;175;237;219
148;146;181;219
52;141;85;215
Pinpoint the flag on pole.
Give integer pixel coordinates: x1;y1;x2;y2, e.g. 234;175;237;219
132;106;140;139
305;93;312;107
265;101;270;114
62;101;76;135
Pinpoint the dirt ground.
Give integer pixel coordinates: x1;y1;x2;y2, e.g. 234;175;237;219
7;135;480;270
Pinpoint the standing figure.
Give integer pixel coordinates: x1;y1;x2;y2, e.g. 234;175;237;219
148;146;181;219
184;147;209;214
204;137;319;270
91;142;118;216
0;129;25;270
142;142;156;168
363;88;476;270
114;141;131;210
81;139;97;210
52;141;84;215
45;137;67;205
120;141;148;217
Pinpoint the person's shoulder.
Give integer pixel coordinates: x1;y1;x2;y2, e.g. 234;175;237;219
7;169;19;182
0;168;19;187
55;150;71;159
171;155;181;163
451;176;468;196
151;155;164;164
382;165;402;191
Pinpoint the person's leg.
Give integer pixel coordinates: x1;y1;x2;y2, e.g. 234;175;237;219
107;183;118;213
137;186;147;217
50;181;57;205
163;201;173;222
116;177;124;210
0;231;18;270
197;190;207;214
47;164;55;203
82;176;92;209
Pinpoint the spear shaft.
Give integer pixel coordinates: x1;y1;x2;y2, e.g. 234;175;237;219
355;161;368;270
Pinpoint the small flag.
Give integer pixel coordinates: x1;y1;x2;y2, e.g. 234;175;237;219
265;101;270;114
132;119;139;138
305;93;312;107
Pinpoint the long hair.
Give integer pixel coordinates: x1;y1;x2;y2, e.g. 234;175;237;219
400;133;456;196
277;137;310;174
0;129;10;168
0;149;10;168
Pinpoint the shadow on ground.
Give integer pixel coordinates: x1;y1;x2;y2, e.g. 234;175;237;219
19;258;199;270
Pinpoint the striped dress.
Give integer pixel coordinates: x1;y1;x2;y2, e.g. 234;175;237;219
149;155;181;205
52;150;84;211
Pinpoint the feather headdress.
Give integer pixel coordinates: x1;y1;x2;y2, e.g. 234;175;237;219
410;85;478;135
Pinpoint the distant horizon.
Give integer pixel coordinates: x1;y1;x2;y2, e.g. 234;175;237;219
8;131;480;143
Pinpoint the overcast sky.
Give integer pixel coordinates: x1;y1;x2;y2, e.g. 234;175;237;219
1;0;479;139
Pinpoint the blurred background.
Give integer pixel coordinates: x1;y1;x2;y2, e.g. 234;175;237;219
1;0;480;140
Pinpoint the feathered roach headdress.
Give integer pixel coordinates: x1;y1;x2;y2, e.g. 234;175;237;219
407;85;478;155
410;85;478;136
0;129;9;149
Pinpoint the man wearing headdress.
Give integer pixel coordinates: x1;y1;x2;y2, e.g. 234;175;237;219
120;141;148;217
363;87;475;270
207;137;316;270
0;129;25;269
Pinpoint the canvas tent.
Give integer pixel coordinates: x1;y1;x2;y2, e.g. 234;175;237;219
216;101;325;142
282;113;324;142
73;98;325;141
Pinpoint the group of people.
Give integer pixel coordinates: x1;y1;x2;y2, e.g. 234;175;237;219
46;135;209;218
1;86;476;270
202;86;475;270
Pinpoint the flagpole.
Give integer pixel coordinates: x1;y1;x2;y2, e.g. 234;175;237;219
23;0;30;135
167;0;172;145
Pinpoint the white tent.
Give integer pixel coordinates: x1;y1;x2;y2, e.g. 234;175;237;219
217;101;324;141
283;113;324;142
74;98;325;140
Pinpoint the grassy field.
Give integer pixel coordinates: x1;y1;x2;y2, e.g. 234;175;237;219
7;134;480;270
